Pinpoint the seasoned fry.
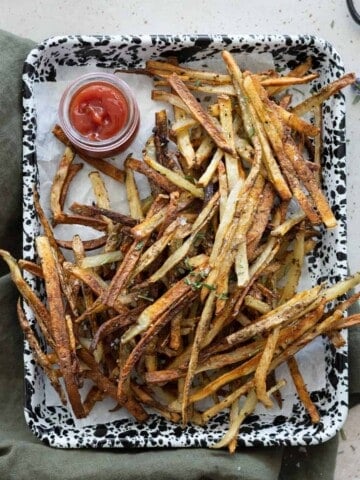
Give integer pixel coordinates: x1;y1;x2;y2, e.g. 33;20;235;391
125;156;178;194
144;139;204;199
287;356;320;423
50;146;75;223
254;326;280;408
70;202;137;227
218;94;243;188
125;167;144;220
291;73;356;116
167;73;236;156
59;162;83;210
36;236;85;418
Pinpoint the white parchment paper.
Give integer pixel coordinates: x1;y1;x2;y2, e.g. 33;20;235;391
35;53;326;427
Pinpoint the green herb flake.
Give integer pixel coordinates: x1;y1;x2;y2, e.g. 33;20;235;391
135;241;144;251
216;292;229;300
184;174;196;184
203;283;216;291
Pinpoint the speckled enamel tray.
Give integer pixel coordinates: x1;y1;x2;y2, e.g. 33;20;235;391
22;34;348;449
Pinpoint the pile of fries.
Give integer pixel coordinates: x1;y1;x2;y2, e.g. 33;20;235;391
2;50;360;452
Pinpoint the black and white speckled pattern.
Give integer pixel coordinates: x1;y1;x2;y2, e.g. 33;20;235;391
22;34;348;449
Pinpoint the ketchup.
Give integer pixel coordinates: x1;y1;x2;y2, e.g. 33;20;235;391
58;73;140;158
69;83;129;141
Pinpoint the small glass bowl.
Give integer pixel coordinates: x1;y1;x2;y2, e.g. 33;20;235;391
58;72;140;158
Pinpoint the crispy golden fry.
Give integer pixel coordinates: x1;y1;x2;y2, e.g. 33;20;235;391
118;289;197;401
226;285;322;347
261;72;319;87
243;75;322;224
283;135;337;228
291;73;356;116
151;89;190;112
266;56;313;96
254;326;280;408
273;103;320;137
287;356;320;423
194;134;215;166
125;168;144;220
219;94;244;187
146;59;232;84
34;189;66;265
173;106;196;169
144;139;204;199
147;193;218;284
182;291;216;424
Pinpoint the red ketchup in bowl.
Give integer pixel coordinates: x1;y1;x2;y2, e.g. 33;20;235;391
59;73;140;158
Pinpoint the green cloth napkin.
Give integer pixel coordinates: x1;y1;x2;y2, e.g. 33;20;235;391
0;29;357;480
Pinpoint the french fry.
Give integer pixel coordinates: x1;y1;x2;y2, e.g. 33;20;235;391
254;326;280;408
144;139;204;198
173;106;196;169
167;73;236;156
291;73;356;116
50;146;75;223
59;162;83;210
125;156;178;194
125;168;144;220
287;356;320;423
218;94;244;189
36;236;85;418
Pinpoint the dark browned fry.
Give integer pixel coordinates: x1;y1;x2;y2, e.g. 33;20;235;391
70;202;138;227
60;162;84;210
78;347;148;422
90;306;144;350
18;259;43;278
54;213;109;231
17;300;66;405
36;236;85;418
0;249;54;349
167;73;236;156
83;386;105;416
125;156;178;193
55;235;108;251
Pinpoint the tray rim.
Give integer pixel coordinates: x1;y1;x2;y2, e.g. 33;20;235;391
21;33;349;449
